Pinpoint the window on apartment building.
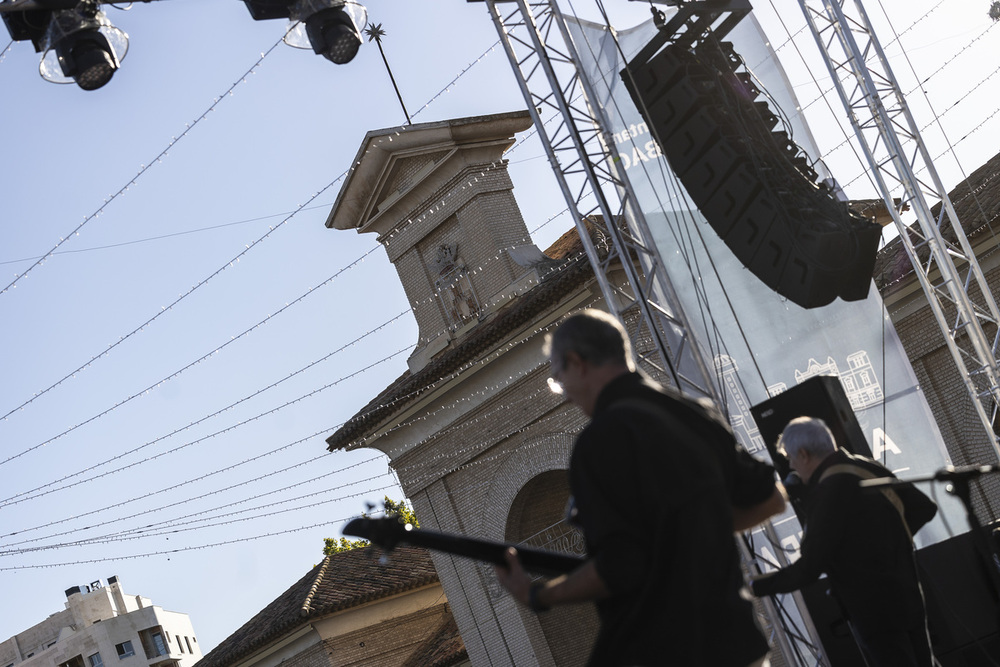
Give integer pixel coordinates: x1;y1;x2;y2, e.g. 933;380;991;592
58;655;85;667
138;627;167;659
176;639;183;655
88;653;103;667
115;641;135;659
183;638;192;654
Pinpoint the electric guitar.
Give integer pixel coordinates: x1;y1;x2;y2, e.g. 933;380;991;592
343;516;586;576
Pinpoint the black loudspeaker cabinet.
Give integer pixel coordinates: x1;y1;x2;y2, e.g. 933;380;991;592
621;41;882;309
798;529;1000;666
750;374;873;462
917;527;1000;666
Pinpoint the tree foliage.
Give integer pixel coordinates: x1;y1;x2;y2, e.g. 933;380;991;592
322;497;419;556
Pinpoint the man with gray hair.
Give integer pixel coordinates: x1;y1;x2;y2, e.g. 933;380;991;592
751;416;938;666
496;308;785;666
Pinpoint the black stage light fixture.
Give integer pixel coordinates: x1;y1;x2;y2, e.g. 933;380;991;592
304;5;361;64
622;34;881;309
1;1;128;91
53;24;117;90
242;0;366;65
39;3;128;91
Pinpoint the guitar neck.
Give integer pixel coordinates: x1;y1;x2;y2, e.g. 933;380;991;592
344;518;585;576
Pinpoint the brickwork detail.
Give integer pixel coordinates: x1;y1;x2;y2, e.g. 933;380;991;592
319;605;457;667
379;152;446;204
380;163;531;355
886;267;1000;519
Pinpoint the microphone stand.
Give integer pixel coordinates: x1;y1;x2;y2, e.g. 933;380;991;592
860;465;1000;624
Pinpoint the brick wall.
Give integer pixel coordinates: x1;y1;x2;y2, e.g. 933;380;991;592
886;284;1000;520
282;605;458;667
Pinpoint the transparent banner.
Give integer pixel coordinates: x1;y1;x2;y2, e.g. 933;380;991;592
564;14;963;548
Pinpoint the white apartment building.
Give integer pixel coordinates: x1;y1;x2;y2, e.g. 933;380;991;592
1;577;201;667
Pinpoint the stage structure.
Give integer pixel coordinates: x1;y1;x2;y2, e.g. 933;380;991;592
798;0;1000;462
480;0;811;662
478;0;998;664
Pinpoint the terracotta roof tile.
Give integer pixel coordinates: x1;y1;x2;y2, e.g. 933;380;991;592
874;151;1000;290
194;546;439;667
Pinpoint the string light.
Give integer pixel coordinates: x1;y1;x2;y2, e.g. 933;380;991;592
0;36;287;298
3;472;395;555
0;167;352;439
0;39;572;568
2;341;582;562
2;432;383;544
0;295;403;496
1;345;413;509
0;202;338;267
410;42;500;120
0;45;544;448
0;511;387;571
1;319;572;548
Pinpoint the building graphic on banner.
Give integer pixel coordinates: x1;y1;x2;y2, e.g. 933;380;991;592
717;350;885;455
794;353;884;410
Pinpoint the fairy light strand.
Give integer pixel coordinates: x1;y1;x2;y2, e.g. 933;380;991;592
0;305;407;503
0;510;391;571
2;471;395;555
0;35;287;298
1;429;384;543
0;202;336;267
1;345;413;509
1;309;577;545
0;42;526;440
4;354;584;560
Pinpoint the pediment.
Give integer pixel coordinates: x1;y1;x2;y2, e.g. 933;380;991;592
325;112;533;235
367;148;454;225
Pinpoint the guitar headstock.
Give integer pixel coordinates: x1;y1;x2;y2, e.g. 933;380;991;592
342;515;414;551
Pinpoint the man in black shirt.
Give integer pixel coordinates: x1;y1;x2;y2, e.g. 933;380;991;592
495;309;785;666
750;417;937;666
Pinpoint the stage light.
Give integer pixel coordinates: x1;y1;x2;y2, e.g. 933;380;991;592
243;0;367;65
38;3;128;91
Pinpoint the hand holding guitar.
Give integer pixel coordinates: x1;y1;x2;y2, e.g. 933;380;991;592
494;547;532;606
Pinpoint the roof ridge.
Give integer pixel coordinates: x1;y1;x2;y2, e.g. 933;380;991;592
300;554;332;617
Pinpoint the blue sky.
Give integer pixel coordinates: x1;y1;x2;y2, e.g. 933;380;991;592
1;0;997;655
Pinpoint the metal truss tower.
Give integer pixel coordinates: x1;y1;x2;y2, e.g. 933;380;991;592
799;0;1000;462
481;0;720;402
480;0;817;664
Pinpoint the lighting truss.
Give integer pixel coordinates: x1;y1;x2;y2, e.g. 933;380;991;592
799;0;1000;463
480;1;817;663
